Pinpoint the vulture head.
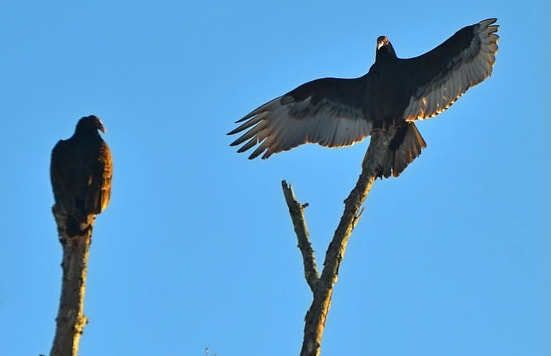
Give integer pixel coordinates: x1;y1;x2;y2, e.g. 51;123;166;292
75;115;106;135
376;35;397;60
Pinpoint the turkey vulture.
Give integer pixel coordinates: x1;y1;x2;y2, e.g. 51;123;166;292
228;18;499;177
50;115;113;236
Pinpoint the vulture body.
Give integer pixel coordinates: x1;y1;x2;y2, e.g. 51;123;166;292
228;19;499;177
50;116;112;236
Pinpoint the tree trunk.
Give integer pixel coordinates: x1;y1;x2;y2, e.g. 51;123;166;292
50;207;94;356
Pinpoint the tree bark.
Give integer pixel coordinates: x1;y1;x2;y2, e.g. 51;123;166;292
50;207;95;356
282;129;396;356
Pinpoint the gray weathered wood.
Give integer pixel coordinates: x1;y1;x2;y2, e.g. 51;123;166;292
281;129;397;356
50;207;95;356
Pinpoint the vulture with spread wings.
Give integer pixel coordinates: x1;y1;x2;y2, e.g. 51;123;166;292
228;19;499;177
51;115;112;236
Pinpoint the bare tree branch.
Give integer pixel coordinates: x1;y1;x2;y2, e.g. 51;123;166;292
282;129;397;356
50;207;96;356
282;181;319;289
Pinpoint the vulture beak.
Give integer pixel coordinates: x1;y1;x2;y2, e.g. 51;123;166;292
377;36;389;50
97;119;106;133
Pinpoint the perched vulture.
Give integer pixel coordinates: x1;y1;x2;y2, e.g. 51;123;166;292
228;18;499;177
50;116;112;236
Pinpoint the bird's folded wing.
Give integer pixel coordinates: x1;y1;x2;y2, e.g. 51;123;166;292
402;18;499;122
228;78;372;159
50;140;74;214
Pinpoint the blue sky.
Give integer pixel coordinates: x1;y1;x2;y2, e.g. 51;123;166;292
0;1;549;355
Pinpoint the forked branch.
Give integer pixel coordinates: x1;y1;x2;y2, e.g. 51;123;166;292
281;129;397;356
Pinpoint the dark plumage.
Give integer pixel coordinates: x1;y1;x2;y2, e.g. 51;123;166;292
50;115;112;236
228;19;499;177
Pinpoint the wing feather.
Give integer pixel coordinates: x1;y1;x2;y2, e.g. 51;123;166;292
229;78;373;159
402;18;499;122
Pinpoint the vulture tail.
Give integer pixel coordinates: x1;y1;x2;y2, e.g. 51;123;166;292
381;123;426;178
66;214;95;237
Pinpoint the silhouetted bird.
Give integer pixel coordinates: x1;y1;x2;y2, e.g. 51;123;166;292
50;115;112;236
229;19;499;177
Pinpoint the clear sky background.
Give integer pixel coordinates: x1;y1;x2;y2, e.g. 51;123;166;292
0;1;549;355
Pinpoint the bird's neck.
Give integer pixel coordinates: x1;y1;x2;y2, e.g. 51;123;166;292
73;130;100;140
376;48;398;63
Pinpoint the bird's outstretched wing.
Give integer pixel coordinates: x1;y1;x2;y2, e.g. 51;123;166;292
228;77;373;159
401;18;499;122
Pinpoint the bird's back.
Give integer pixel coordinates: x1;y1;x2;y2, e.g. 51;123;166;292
51;134;112;219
